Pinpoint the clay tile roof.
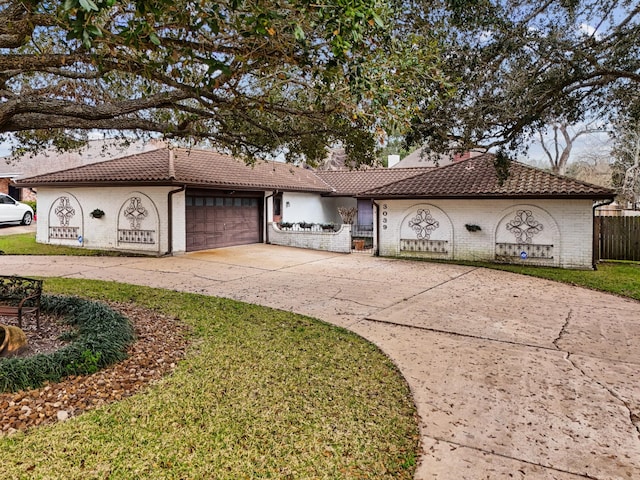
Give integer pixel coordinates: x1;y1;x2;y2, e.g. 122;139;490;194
17;148;334;193
357;154;615;199
314;168;430;196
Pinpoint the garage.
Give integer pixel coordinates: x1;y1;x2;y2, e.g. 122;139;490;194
186;190;263;251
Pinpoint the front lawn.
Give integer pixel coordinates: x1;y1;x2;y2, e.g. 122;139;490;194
482;261;640;302
0;233;125;256
0;279;419;479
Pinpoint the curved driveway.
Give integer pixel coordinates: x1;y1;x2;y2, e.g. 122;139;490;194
3;244;640;479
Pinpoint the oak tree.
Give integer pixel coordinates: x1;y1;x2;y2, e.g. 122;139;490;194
0;0;446;164
406;0;640;159
611;113;640;208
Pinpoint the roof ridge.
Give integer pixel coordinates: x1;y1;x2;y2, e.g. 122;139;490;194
315;166;434;174
168;147;176;180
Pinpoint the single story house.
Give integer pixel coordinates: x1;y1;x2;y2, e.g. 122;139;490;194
16;147;614;268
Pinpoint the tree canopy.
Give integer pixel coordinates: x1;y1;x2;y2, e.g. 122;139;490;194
611;110;640;208
0;0;446;164
406;0;640;158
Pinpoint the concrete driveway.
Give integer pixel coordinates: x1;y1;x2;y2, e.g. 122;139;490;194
2;244;639;479
0;222;36;236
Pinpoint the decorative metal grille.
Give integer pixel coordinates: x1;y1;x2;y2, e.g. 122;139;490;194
400;239;448;254
118;229;155;244
506;210;544;243
408;209;440;239
49;226;79;239
124;197;149;229
496;243;554;259
54;197;75;226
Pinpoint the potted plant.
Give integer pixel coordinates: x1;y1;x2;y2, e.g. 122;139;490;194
321;223;336;231
298;221;313;229
90;208;105;219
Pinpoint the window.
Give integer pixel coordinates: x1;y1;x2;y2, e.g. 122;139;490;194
273;193;283;216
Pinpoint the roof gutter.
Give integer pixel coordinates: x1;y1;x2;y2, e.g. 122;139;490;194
592;197;615;270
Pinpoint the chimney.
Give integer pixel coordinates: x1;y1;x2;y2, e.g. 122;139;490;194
387;154;400;168
453;151;471;162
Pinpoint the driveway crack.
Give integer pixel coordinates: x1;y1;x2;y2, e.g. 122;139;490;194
553;309;572;349
564;352;640;439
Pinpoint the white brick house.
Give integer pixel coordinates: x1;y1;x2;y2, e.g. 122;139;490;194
16;149;613;268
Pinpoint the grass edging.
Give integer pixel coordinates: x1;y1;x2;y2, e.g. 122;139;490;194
0;295;135;392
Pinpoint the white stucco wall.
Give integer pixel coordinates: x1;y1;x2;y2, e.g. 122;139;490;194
375;199;595;269
36;186;183;255
320;197;358;224
281;192;340;224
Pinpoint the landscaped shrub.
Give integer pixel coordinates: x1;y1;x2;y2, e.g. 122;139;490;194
22;200;36;214
0;295;135;392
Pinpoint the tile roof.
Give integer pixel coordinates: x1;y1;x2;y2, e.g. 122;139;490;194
16;148;614;200
357;154;615;199
314;168;429;196
16;148;333;193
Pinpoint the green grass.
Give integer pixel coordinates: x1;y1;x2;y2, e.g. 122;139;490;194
474;261;640;302
0;233;126;256
0;279;419;480
396;256;640;303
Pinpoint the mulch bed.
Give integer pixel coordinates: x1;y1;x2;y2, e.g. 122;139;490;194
0;304;191;435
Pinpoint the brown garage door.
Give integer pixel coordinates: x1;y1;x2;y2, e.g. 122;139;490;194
186;192;262;251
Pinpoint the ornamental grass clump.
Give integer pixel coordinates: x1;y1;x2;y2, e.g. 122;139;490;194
0;295;135;392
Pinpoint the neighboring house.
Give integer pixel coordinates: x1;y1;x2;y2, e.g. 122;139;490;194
0;175;15;197
16;148;614;269
1;138;166;200
358;154;614;269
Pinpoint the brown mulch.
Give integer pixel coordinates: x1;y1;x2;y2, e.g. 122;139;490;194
0;304;191;435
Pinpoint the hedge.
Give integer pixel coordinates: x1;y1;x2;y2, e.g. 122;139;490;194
0;295;135;392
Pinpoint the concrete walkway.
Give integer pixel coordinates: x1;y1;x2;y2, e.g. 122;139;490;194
2;244;639;479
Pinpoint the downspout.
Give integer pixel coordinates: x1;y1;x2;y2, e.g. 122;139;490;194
372;199;380;256
264;191;277;244
166;147;186;255
167;185;186;255
592;197;615;270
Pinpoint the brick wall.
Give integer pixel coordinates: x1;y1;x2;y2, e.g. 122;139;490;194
376;199;595;269
268;223;351;253
36;186;176;255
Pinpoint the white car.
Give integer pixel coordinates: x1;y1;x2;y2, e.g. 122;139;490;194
0;193;34;225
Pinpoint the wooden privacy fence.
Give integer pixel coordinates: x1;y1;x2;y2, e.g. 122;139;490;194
595;216;640;261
